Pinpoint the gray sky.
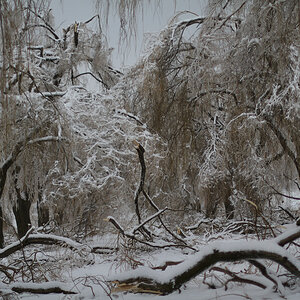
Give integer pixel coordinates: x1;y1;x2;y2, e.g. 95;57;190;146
50;0;207;69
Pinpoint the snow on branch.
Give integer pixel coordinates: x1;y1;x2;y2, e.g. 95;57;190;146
27;136;66;145
132;208;168;234
41;91;66;97
0;232;85;259
110;223;300;295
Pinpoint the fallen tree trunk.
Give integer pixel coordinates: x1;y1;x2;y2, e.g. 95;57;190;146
111;223;300;295
8;282;76;294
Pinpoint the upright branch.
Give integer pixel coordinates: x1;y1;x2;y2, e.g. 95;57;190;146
107;141;191;248
133;140;145;225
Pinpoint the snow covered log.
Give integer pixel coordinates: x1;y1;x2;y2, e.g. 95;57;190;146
111;223;300;295
0;233;85;259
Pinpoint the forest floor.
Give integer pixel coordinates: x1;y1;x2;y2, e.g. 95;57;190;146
1;228;300;300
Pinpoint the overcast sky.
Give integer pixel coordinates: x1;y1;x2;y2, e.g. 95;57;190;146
50;0;207;69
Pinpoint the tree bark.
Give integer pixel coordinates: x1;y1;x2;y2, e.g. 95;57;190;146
12;166;32;238
13;194;31;239
0;206;4;249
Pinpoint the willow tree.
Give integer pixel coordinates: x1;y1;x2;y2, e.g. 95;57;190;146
100;0;300;220
0;0;120;246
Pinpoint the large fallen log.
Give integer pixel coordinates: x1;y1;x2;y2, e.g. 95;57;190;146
110;223;300;295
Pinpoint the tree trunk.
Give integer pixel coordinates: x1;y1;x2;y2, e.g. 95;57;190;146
13;191;31;238
224;197;234;219
0;206;4;248
37;197;49;227
12;166;31;238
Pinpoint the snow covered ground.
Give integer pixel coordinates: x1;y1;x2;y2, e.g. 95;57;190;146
1;217;299;299
17;255;300;300
3;229;299;300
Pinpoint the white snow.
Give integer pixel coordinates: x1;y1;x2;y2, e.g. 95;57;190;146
1;232;299;300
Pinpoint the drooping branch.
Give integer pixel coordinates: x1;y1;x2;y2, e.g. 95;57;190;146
248;260;280;289
0;124;45;199
134;142;190;246
142;190;191;247
84;14;100;25
0;125;62;200
214;1;246;31
195;89;238;105
24;7;56;34
27;136;66;145
267;182;300;201
22;24;59;40
278;206;297;220
115;110;144;126
132;208;168;234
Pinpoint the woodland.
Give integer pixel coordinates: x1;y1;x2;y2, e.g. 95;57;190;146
0;0;300;299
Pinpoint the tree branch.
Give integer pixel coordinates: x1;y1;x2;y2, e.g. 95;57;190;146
210;266;267;290
22;24;59;40
111;223;300;295
132;208;168;234
72;72;108;89
0;232;85;259
133;141;146;225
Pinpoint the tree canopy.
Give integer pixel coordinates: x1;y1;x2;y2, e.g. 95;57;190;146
0;0;299;298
